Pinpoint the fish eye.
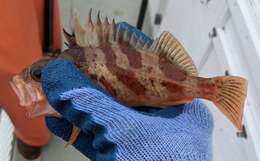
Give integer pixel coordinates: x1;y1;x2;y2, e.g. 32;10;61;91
31;68;42;81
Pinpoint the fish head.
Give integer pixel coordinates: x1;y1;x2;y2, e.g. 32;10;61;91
10;56;60;117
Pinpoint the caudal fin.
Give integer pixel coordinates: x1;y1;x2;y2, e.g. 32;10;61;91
212;76;247;130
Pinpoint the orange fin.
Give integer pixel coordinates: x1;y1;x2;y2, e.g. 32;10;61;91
71;9;149;49
65;127;81;148
212;76;248;130
154;31;198;76
63;29;77;48
71;9;198;77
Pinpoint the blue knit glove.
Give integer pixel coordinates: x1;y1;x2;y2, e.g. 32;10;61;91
42;23;213;161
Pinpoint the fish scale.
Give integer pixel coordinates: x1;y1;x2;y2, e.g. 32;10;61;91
10;9;248;147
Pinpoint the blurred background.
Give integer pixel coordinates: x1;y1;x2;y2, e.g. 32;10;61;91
1;0;260;160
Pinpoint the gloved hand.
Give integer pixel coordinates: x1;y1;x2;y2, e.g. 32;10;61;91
42;23;214;161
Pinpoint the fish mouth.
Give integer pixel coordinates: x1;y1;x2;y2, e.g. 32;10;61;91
10;75;60;118
10;75;34;106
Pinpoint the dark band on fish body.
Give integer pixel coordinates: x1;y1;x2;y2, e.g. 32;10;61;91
111;66;146;95
120;42;142;69
160;81;184;93
62;48;86;67
100;45;146;95
117;27;125;43
83;47;97;64
101;45;117;65
159;56;186;81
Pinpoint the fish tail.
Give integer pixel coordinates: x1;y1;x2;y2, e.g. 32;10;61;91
196;76;247;130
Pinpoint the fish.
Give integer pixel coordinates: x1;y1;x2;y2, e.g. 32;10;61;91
10;9;248;146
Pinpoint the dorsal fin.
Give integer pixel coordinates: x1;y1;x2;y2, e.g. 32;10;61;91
71;10;198;76
71;9;148;49
152;31;198;76
63;29;78;48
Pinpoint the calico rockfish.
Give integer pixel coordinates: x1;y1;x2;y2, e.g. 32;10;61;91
10;10;248;145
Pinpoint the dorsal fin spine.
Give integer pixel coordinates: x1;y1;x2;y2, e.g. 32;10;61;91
143;42;150;50
72;15;87;46
148;39;158;52
123;29;130;42
129;32;137;46
95;11;102;45
96;11;102;25
136;37;144;49
103;16;110;43
88;8;94;31
72;9;153;49
63;28;77;48
115;25;121;43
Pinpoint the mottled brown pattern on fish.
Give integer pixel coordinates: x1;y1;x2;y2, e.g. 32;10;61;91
77;42;195;105
110;65;146;95
99;45;146;96
159;56;186;81
196;78;217;100
62;48;86;67
112;46;130;68
82;47;98;70
119;42;142;69
100;45;116;65
160;81;184;94
99;76;117;97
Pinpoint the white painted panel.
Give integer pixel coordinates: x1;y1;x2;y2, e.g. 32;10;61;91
146;0;169;36
227;0;260;95
219;15;260;161
0;110;14;161
159;0;228;65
